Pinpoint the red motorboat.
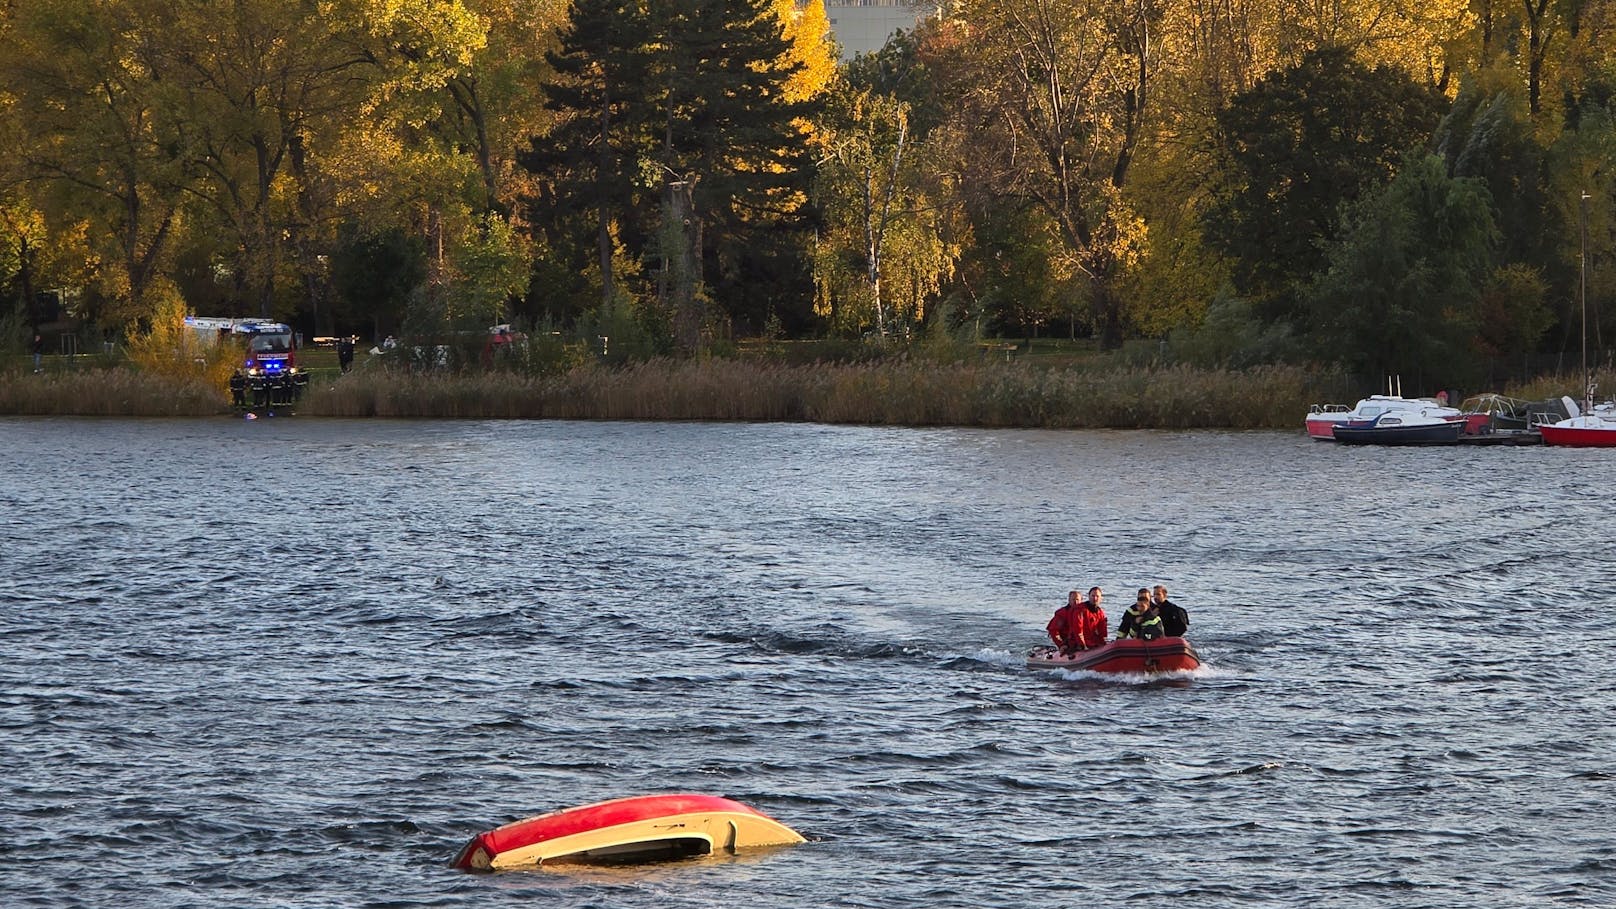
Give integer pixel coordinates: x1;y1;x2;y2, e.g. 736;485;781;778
1027;637;1200;674
453;793;804;871
1539;415;1616;447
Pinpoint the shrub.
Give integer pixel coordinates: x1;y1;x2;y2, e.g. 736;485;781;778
124;290;239;393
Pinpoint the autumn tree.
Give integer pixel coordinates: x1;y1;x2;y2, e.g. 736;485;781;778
152;0;488;327
776;0;840;108
926;0;1155;348
1278;0;1471;83
431;0;570;217
1306;153;1496;386
387;0;565;333
1208;47;1448;326
0;198;96;335
0;0;190;328
814;83;960;336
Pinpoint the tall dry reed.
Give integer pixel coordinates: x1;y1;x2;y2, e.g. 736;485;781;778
301;360;1342;429
0;368;230;416
1503;368;1616;405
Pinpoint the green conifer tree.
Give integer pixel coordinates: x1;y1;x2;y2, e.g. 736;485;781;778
521;0;656;309
649;0;818;346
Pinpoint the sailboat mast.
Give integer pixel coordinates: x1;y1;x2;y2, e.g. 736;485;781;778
1577;190;1590;410
1582;190;1592;411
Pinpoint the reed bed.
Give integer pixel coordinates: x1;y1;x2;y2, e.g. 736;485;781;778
0;368;229;416
1498;368;1616;405
301;360;1343;429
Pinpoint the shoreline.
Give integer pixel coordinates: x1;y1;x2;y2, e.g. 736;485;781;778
0;361;1346;429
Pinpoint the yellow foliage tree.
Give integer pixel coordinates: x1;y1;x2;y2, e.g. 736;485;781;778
930;0;1153;347
776;0;840;105
1286;0;1473;85
124;287;242;393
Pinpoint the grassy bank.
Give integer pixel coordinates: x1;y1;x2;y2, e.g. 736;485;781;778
298;360;1348;429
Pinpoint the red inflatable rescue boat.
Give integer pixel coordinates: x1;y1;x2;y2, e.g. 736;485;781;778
1026;637;1200;674
452;793;805;870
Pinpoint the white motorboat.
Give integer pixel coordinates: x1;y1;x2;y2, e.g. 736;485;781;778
1306;393;1462;440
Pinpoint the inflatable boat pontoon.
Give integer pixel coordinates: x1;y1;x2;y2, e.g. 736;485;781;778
1027;637;1200;674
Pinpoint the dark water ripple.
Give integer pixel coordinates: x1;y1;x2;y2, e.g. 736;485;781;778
3;418;1615;907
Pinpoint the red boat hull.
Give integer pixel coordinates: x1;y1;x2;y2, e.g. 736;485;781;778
452;793;803;870
1539;424;1616;447
1027;637;1200;673
1305;416;1344;440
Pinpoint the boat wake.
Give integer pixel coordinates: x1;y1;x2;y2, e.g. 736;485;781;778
1040;665;1213;685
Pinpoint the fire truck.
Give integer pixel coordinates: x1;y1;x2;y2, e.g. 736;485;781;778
184;316;309;408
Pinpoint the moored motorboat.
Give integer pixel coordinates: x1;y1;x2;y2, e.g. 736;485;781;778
1331;411;1464;445
1536;393;1616;446
1305;394;1462;440
1543;194;1615;448
1027;637;1200;674
1458;393;1569;436
1539;414;1616;447
1305;402;1354;439
452;793;805;871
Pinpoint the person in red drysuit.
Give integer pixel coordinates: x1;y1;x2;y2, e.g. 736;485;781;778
1047;587;1108;654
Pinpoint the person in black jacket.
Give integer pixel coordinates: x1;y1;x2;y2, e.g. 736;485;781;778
1152;585;1189;637
1116;589;1165;640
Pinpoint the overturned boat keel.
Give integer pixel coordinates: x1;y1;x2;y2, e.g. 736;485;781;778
452;793;805;871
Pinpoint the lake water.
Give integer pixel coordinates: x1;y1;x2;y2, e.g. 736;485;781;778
2;417;1613;908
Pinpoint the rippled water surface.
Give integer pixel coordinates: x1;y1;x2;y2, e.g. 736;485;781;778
3;417;1614;908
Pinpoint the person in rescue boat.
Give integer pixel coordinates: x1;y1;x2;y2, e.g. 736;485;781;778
1046;587;1107;654
1116;589;1165;640
1151;585;1188;637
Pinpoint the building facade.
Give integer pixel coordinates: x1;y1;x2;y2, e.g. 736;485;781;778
821;0;926;59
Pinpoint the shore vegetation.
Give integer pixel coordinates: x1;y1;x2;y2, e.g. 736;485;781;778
9;334;1610;429
3;0;1613;405
296;358;1345;428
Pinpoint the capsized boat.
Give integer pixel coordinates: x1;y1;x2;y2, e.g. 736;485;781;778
1027;637;1200;674
452;793;805;871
